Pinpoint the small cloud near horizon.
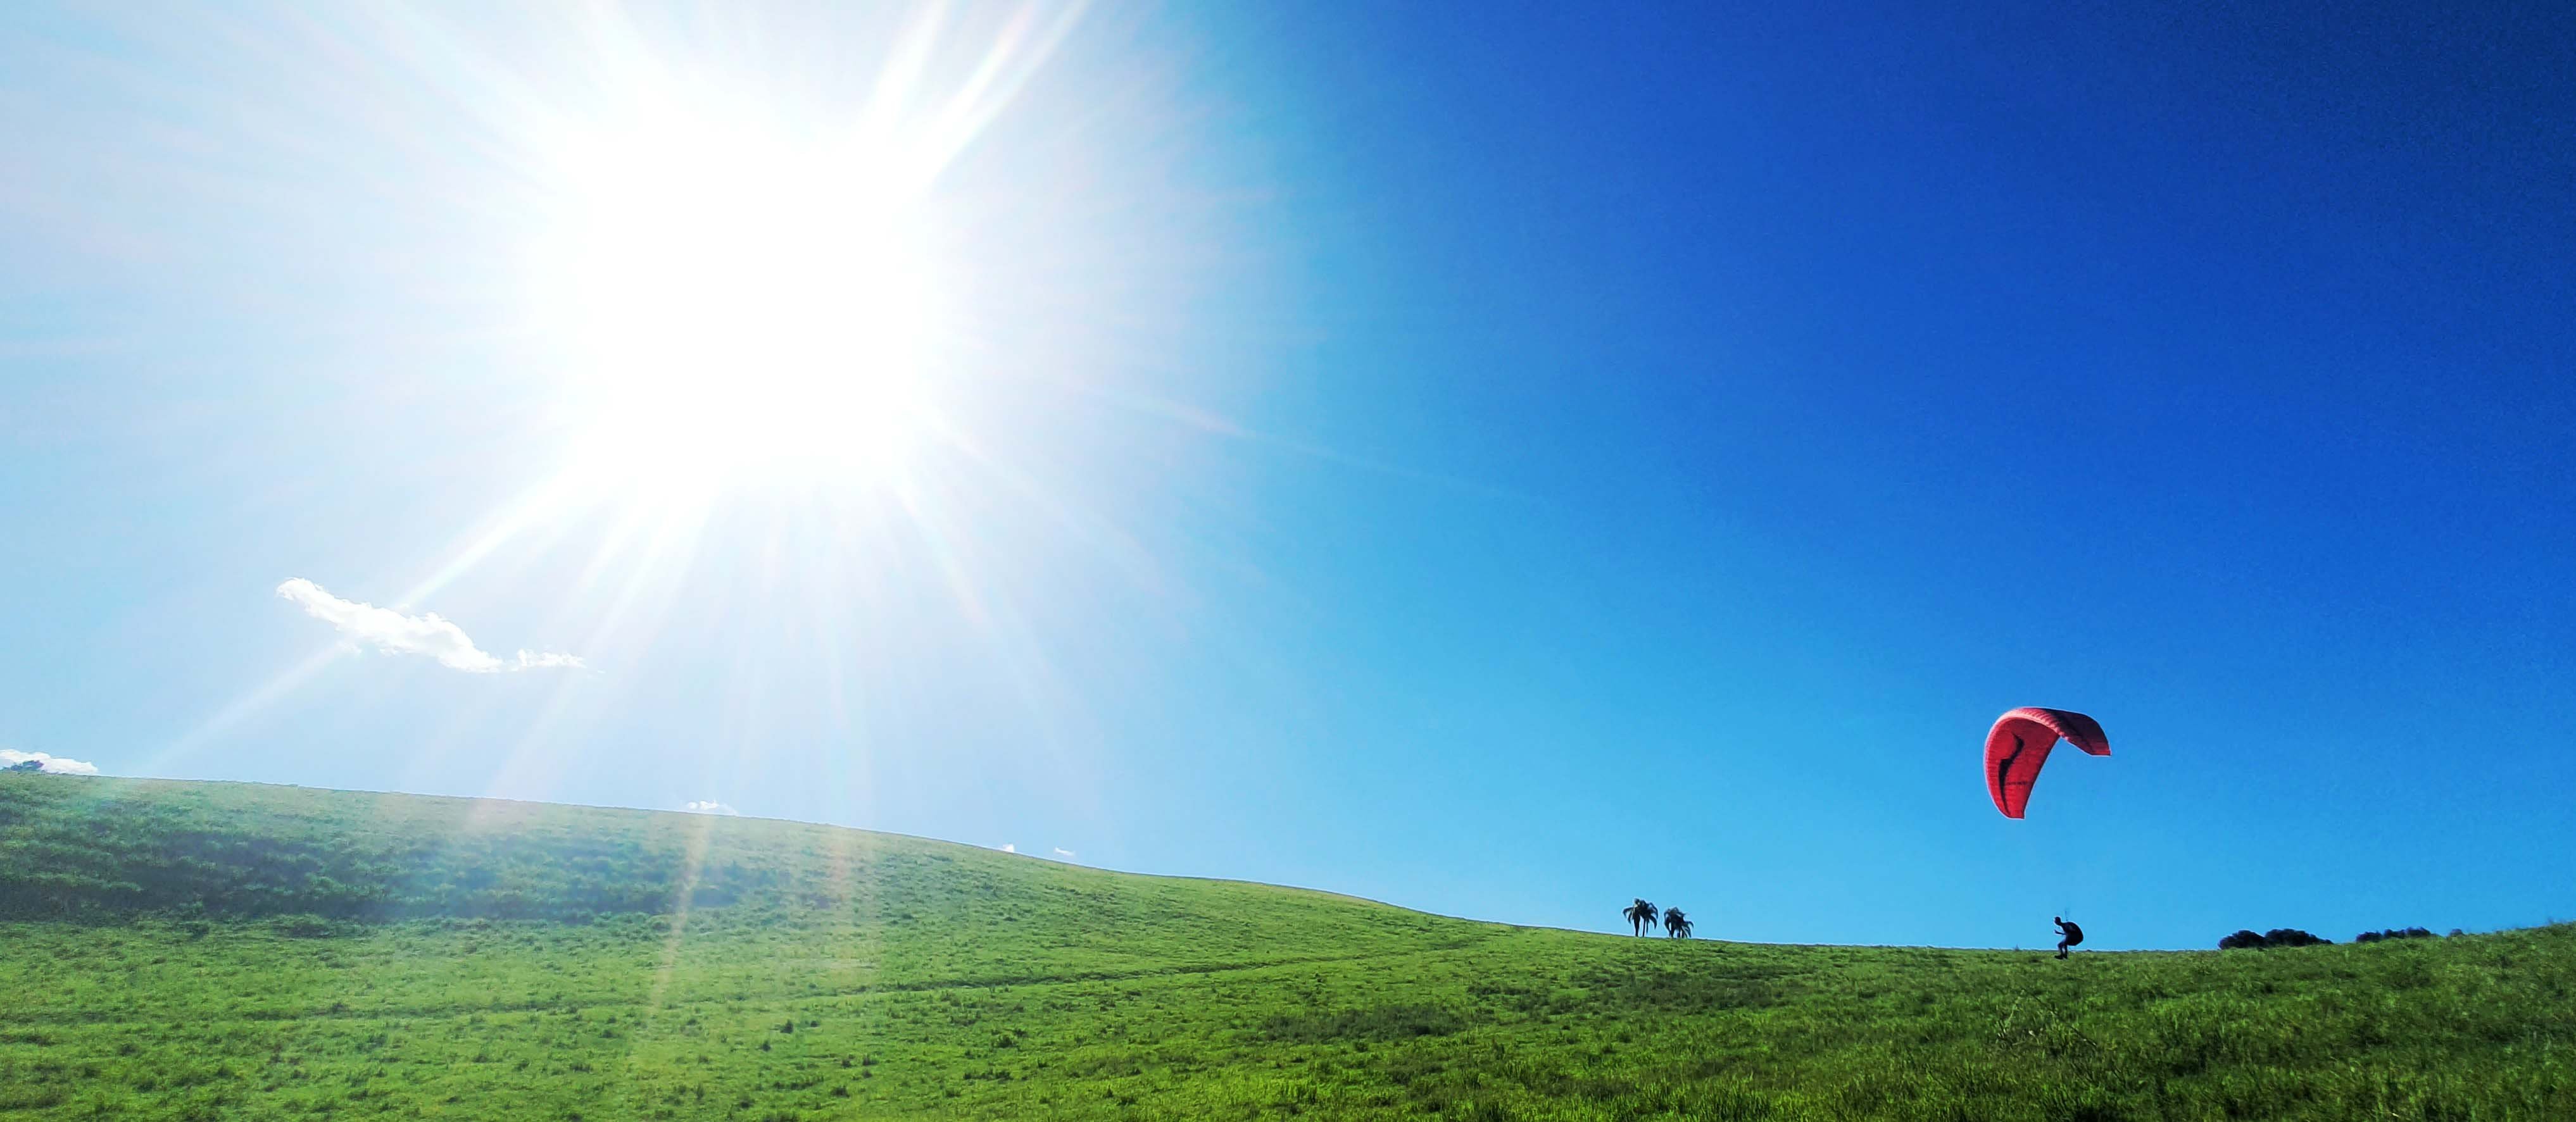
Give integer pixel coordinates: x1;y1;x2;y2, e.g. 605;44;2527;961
682;801;738;815
998;843;1017;853
1;750;98;775
276;578;584;673
1052;847;1076;860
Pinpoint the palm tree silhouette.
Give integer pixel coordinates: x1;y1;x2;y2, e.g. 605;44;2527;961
1662;908;1692;939
1622;899;1659;937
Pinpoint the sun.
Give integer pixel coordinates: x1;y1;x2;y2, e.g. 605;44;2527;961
536;103;955;490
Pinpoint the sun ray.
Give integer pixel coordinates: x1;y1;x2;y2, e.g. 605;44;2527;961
910;3;1091;178
147;643;349;774
396;467;598;608
941;420;1171;599
564;485;722;668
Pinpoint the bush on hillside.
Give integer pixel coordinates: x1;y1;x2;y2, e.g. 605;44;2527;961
2356;926;2435;944
2219;928;2333;950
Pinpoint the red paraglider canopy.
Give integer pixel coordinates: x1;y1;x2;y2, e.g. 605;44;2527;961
1985;707;2110;819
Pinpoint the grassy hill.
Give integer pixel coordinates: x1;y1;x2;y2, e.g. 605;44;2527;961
3;775;2569;1120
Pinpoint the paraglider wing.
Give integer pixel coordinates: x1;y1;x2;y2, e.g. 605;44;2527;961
1984;707;2110;819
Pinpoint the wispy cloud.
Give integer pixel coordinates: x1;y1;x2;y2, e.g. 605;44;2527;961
997;843;1017;854
1;750;97;775
681;801;737;815
1052;847;1076;860
276;578;583;673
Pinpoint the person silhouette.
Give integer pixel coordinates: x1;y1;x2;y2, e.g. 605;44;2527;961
2054;916;2084;959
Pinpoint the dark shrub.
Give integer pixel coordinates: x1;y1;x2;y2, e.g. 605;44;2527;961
2263;928;2328;947
2218;930;2267;950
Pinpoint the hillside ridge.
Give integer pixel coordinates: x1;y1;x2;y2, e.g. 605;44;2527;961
0;773;1450;932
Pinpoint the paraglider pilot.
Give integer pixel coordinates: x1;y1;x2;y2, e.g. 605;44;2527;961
2054;916;2083;959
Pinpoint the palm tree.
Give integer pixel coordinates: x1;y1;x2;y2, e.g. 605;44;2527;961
1622;899;1659;937
1662;908;1692;939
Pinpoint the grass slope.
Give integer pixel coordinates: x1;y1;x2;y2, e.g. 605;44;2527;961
3;775;2570;1121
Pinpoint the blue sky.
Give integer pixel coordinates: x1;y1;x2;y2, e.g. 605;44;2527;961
4;1;2570;951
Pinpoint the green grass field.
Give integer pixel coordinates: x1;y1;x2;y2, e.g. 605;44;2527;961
3;775;2569;1120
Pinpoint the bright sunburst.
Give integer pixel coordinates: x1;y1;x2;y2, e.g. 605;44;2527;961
535;86;957;490
135;0;1258;795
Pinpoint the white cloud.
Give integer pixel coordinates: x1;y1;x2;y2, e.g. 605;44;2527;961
1052;847;1076;860
998;844;1017;853
681;801;738;815
276;578;583;673
1;750;98;775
